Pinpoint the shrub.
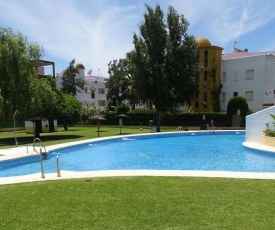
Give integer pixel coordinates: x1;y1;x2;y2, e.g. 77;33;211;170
264;114;275;137
263;129;275;137
227;96;249;117
116;103;130;114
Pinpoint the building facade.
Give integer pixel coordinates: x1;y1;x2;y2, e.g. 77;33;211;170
221;51;275;112
192;37;223;112
56;63;108;110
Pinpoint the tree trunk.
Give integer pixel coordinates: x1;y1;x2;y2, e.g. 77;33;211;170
48;118;54;132
63;118;68;131
34;120;42;138
131;102;135;110
156;109;162;132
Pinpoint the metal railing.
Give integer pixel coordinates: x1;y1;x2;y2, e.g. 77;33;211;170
33;138;47;178
33;138;47;154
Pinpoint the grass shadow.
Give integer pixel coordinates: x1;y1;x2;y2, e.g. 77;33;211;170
0;135;84;148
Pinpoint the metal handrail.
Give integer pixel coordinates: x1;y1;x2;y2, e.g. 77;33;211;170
33;138;47;154
32;138;46;178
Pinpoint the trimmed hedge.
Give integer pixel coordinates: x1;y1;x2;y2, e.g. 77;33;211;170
103;111;233;129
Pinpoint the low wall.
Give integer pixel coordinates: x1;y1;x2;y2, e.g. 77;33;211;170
262;135;275;147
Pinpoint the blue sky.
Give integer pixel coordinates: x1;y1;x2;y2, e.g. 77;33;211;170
1;0;275;77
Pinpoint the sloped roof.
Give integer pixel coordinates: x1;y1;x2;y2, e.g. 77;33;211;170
222;51;275;60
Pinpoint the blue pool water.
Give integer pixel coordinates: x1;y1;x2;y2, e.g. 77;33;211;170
1;131;275;177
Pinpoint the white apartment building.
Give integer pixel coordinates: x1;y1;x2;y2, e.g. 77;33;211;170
221;51;275;112
56;63;108;110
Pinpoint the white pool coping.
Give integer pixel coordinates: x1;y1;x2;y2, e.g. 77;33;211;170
1;131;275;185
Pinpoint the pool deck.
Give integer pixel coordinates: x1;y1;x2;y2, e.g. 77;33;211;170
1;136;275;185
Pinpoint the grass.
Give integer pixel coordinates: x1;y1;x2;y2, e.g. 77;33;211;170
1;177;275;229
1;126;275;229
0;125;176;148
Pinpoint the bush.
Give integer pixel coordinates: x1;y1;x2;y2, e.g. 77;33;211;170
117;103;130;114
227;96;249;117
264;114;275;137
263;129;275;137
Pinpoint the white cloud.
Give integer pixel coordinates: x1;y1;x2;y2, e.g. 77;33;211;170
0;0;142;76
170;0;275;47
1;0;275;76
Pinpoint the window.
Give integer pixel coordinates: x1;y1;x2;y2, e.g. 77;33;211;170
98;100;106;106
221;93;225;102
85;87;88;93
233;92;238;97
234;71;238;81
246;69;254;80
203;92;207;108
222;72;226;82
245;91;253;101
98;88;105;94
204;71;208;88
204;50;208;67
91;88;95;98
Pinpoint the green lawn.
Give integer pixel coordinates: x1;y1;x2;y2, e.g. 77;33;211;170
0;177;275;229
1;126;275;229
0;125;176;148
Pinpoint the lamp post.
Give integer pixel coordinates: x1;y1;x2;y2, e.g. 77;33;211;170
13;110;19;146
86;101;89;114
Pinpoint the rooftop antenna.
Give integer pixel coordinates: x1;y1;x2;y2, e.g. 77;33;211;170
234;41;239;52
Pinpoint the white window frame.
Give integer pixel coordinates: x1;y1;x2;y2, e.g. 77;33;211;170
245;91;253;101
98;100;106;106
246;69;254;80
234;71;238;81
98;88;105;94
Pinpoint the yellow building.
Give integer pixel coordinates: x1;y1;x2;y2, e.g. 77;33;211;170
192;37;223;112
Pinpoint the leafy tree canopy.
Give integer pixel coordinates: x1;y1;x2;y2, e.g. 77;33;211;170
132;4;201;131
0;27;44;119
106;52;139;110
61;59;85;96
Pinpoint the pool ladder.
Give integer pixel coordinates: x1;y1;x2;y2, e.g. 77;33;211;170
32;138;47;178
32;138;47;155
31;138;61;179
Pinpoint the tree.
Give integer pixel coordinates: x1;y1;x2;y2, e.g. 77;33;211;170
132;5;201;131
0;27;44;119
227;96;249;117
106;59;128;106
106;52;139;110
55;93;82;130
61;59;85;96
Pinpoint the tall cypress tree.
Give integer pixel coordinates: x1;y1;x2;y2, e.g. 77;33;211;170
132;5;201;132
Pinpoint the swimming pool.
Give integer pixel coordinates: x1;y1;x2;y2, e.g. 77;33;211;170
1;131;275;178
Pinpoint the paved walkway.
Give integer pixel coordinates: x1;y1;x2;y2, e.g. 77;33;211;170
1;138;275;185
